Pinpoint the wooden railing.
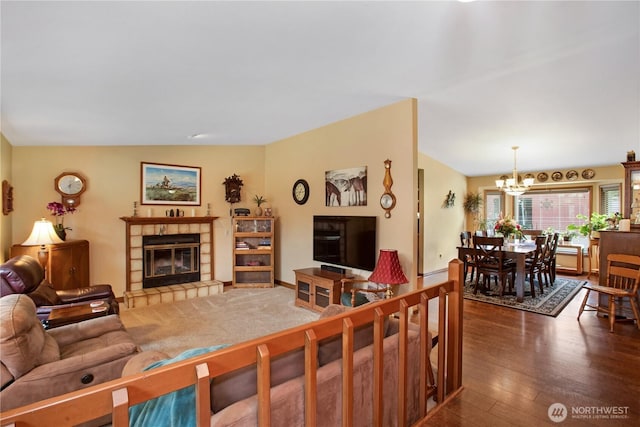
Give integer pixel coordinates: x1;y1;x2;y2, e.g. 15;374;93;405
0;259;463;427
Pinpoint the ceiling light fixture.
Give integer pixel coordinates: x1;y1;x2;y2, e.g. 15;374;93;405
495;146;534;196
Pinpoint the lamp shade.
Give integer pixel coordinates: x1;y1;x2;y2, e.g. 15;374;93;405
22;218;64;246
368;249;408;285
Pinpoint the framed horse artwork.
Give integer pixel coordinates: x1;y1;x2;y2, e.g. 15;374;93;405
325;166;367;207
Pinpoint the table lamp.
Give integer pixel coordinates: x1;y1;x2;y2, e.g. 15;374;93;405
22;218;63;273
368;249;409;298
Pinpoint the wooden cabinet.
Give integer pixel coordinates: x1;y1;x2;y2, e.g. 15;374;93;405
11;240;90;290
294;268;346;312
622;161;640;228
232;217;274;288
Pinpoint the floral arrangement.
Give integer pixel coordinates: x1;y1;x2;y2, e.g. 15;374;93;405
494;213;522;239
47;201;75;239
47;201;75;217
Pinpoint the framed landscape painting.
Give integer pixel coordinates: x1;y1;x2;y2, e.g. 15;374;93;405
141;162;201;205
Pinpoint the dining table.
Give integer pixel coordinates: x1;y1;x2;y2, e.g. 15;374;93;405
457;241;537;302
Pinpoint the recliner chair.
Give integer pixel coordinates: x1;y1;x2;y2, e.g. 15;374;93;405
0;294;139;411
0;255;119;326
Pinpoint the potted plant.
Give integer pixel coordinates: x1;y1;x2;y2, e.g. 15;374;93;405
567;213;608;238
463;192;483;216
562;229;578;242
463;192;483;231
253;195;267;216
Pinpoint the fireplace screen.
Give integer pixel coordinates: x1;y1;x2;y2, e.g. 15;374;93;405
143;234;200;288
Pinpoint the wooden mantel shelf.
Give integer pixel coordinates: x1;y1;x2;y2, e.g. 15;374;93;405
119;216;219;225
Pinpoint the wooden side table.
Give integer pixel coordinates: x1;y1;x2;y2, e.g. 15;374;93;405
45;300;109;329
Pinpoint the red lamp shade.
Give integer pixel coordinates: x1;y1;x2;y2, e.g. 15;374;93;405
368;249;408;285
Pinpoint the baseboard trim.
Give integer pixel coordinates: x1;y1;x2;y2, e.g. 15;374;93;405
275;279;295;290
423;267;448;277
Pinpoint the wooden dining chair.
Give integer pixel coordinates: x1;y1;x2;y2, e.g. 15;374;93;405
543;232;560;286
473;236;515;296
460;231;476;283
524;235;548;297
577;253;640;333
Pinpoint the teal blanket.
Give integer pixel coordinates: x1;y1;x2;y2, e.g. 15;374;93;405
129;345;229;427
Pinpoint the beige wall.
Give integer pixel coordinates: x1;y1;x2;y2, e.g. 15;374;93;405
418;152;467;273
9;145;265;296
467;164;625;226
2;99;421;296
0;135;13;263
266;99;419;289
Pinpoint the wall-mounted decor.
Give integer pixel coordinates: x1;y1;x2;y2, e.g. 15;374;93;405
2;180;13;215
325;166;367;207
141;162;201;205
443;190;455;208
551;171;563;181
223;174;243;204
566;170;578;181
581;169;595;179
379;159;396;218
54;172;86;208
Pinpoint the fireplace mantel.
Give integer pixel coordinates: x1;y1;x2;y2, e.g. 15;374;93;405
120;216;219;225
120;216;219;292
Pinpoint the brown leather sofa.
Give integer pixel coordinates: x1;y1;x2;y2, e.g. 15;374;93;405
0;255;119;326
0;294;139;412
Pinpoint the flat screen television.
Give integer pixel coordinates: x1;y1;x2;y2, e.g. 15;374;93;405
313;215;377;271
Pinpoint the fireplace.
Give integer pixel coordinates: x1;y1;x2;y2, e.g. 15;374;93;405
142;234;200;288
120;216;217;292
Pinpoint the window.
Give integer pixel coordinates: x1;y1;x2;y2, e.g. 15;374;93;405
514;188;591;231
484;191;504;227
599;184;621;216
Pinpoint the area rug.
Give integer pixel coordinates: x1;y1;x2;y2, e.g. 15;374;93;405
119;286;320;357
463;277;585;317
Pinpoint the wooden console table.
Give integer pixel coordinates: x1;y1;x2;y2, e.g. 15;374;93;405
294;268;350;312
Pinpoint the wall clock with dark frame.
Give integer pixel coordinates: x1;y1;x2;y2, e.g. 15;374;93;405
292;179;309;205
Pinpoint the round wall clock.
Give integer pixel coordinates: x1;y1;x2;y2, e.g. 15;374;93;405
54;172;86;208
292;179;309;205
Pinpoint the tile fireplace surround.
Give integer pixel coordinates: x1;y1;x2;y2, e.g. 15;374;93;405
120;216;219;293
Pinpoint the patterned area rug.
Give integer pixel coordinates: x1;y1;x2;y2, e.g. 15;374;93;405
463;277;585;317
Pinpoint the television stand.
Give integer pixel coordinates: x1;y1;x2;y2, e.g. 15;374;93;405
294;268;350;312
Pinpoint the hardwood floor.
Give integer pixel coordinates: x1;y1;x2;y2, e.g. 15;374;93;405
418;272;640;426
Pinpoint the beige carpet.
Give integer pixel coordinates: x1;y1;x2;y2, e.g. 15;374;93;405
119;286;320;357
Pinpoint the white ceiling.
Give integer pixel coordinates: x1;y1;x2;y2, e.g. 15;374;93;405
1;1;639;177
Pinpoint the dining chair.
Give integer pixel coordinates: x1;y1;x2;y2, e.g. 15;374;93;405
543;232;560;286
460;231;476;283
472;236;515;296
524;235;548;297
577;253;640;333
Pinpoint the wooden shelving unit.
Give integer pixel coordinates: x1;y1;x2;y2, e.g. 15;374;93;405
232;217;275;288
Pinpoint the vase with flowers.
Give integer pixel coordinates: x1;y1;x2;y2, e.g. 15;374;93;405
494;213;523;242
47;201;75;241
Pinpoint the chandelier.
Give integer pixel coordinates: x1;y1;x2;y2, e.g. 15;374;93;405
495;146;534;196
